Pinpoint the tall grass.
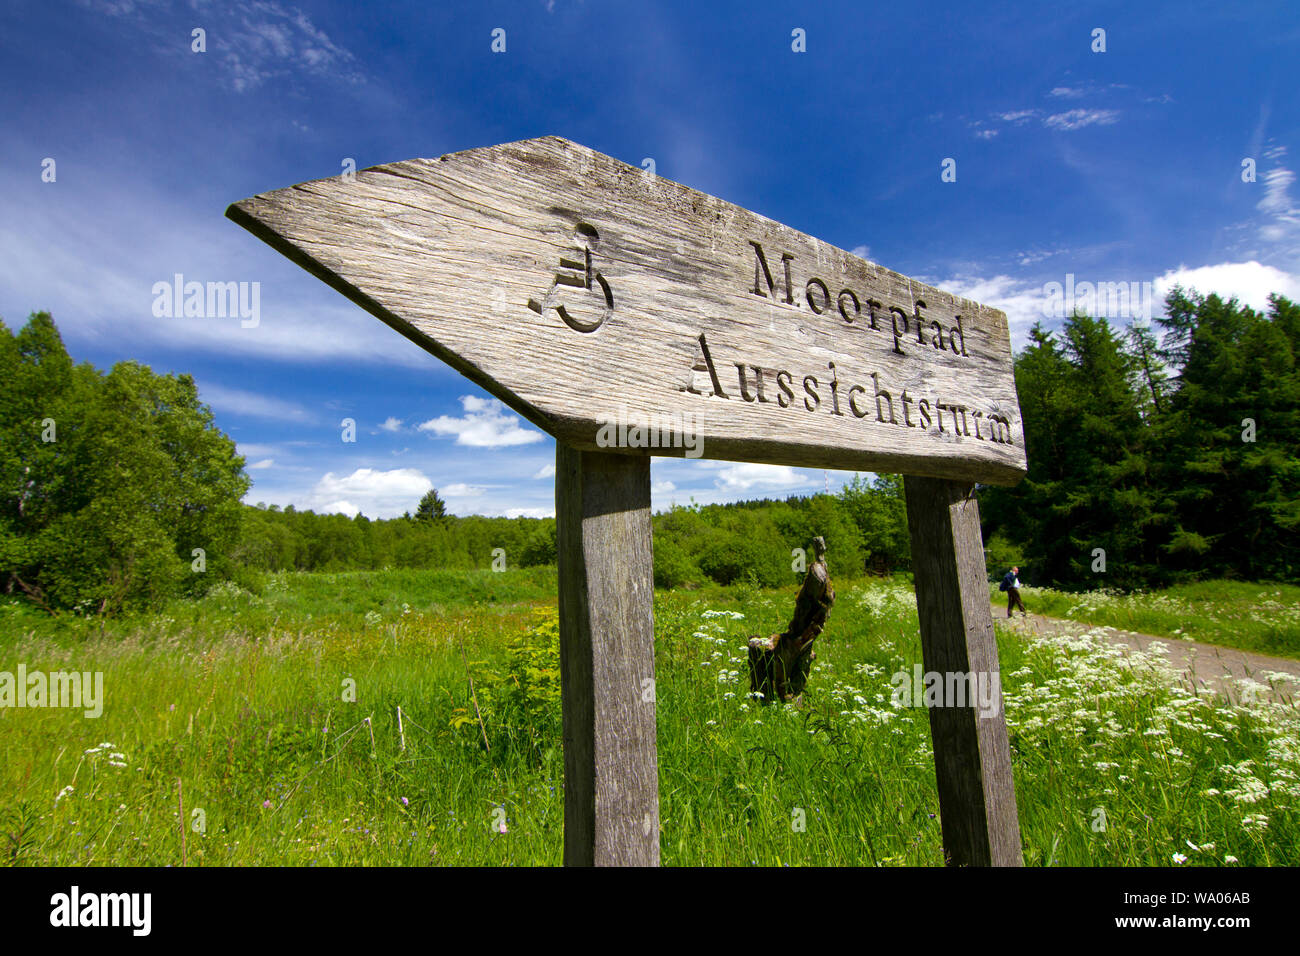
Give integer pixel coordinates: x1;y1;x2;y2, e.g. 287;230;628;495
1;569;1296;866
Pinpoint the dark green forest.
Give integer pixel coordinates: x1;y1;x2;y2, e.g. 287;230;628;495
2;287;1296;614
980;287;1299;588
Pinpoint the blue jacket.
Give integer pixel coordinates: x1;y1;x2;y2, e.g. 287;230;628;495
1000;571;1017;592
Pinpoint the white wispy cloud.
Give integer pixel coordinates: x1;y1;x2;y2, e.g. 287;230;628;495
532;464;556;479
0;161;439;370
224;4;361;92
997;109;1038;125
417;396;544;447
247;458;275;470
977;103;1122;138
84;0;364;92
198;383;315;422
78;0;168;18
1048;82;1132;100
235;442;279;459
1014;248;1067;266
379;417;403;432
1257;145;1300;244
1044;108;1120;131
441;482;486;497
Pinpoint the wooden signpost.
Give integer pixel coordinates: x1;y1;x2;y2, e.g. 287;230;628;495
228;136;1027;866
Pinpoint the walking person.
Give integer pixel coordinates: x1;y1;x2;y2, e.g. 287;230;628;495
1000;566;1027;618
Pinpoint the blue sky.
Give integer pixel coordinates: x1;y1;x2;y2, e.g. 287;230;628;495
2;0;1297;519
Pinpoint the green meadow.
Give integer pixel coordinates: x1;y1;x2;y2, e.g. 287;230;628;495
2;569;1297;866
1006;581;1300;661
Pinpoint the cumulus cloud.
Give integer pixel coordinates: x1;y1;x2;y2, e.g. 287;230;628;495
1153;262;1300;311
417;396;544;448
503;507;553;518
379;417;403;432
308;467;432;517
932;274;1049;342
251;462;559;519
714;463;813;493
927;259;1300;353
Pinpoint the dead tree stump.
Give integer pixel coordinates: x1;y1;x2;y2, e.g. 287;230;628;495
748;536;834;702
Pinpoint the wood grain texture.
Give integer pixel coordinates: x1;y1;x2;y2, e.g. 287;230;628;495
227;137;1027;485
556;445;658;866
904;476;1023;867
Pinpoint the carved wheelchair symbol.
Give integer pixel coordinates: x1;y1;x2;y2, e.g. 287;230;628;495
528;222;613;333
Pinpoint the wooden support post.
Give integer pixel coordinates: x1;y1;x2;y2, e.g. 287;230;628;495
556;444;658;866
904;476;1023;867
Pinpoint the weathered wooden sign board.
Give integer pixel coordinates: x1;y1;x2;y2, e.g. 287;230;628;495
228;136;1026;867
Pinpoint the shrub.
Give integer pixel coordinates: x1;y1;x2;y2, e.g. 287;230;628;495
519;519;557;566
653;535;705;588
697;529;786;587
452;608;561;763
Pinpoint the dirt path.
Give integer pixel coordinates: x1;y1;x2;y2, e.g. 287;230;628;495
991;605;1300;704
